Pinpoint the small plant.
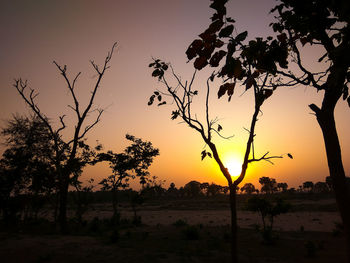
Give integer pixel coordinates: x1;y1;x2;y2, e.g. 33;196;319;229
183;225;200;240
245;196;291;244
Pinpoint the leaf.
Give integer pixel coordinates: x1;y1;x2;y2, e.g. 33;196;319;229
287;153;293;159
219;25;234;38
201;150;207;161
218;124;222;132
157;95;162;101
207;152;212;158
186;39;203;60
227;82;235;96
300;37;308;46
171;110;180;120
218;84;227;99
157;101;166;106
236;31;248;42
154;91;159;95
199;31;216;43
263;89;273;99
347;97;350;108
148;95;155;106
245;76;255;90
209;50;227;67
210;72;215;82
148;62;155;67
218;82;235;99
277;33;287;43
226;17;235;23
233;59;243;79
162;64;168;70
152;69;161;77
194;56;208;70
206;19;224;34
215;39;224;48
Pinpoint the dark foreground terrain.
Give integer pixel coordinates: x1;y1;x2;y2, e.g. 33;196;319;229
0;195;346;262
0;223;346;263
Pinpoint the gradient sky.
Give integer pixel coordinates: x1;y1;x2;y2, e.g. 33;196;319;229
1;0;349;189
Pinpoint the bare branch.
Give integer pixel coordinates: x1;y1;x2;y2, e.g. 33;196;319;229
248;151;283;164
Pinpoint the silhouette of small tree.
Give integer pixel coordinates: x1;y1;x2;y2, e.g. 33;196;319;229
241;183;256;195
259;177;278;194
183;181;202;198
0;114;56;222
302;181;314;193
277;182;288;193
246;196;291;244
71;178;95;224
98;134;159;224
13;43;117;232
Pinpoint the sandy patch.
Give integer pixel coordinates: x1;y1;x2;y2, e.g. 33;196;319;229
82;208;341;232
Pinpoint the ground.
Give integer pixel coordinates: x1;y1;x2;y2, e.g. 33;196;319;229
0;195;347;262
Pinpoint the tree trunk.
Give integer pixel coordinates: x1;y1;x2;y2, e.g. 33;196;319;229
58;177;69;233
315;107;350;261
112;188;120;224
229;184;238;263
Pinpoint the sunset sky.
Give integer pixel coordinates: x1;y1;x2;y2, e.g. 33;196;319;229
1;0;349;190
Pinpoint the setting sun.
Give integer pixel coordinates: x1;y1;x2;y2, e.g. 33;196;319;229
225;159;242;177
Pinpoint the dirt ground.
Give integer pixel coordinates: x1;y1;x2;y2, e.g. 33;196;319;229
0;198;346;263
82;209;341;232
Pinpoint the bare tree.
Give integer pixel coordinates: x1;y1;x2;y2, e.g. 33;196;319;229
13;42;117;231
148;56;290;262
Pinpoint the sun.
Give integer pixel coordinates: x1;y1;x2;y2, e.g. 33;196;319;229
226;159;242;177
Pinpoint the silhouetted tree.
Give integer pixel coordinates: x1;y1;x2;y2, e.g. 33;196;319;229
0;115;56;222
245;196;291;243
71;178;95;224
200;182;210;196
99;134;159;223
183;181;202;198
167;182;178;197
259;177;278;194
148;1;292;261
302;181;314;193
130;191;144;225
270;1;350;256
277;182;288;192
207;182;222;196
313;182;330;194
141;176;166;199
240;183;256;195
13;43;117;231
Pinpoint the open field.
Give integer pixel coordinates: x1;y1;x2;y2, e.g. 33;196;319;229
0;196;346;262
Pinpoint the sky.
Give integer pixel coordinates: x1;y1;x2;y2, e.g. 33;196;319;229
0;0;349;190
